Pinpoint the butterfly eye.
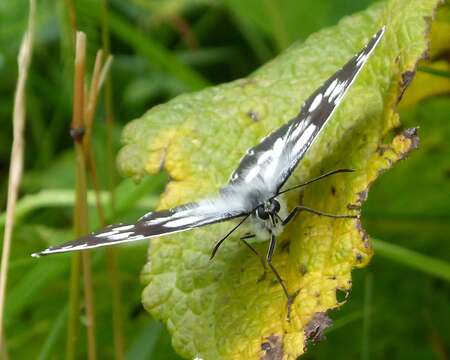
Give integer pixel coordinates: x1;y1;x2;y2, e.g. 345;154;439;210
256;205;269;220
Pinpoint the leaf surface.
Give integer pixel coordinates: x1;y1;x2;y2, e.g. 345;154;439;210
117;0;442;358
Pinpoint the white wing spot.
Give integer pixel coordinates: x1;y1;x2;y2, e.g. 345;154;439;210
244;165;261;183
329;81;345;103
333;80;349;105
324;79;338;97
257;150;273;165
164;216;200;228
308;93;323;112
96;230;117;238
356;52;368;66
109;232;135;241
292;124;317;155
114;225;134;231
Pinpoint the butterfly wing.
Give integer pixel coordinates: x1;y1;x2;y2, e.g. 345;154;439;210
33;197;248;256
33;28;385;257
229;27;385;193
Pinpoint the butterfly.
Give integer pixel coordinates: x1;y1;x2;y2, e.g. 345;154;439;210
33;27;385;314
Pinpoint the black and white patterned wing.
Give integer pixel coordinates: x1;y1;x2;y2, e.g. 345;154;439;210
229;27;385;193
32;196;248;256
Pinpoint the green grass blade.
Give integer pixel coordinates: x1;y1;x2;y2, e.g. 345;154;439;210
4;259;69;323
106;11;210;90
418;66;450;78
125;321;163;360
373;239;450;281
361;272;373;360
38;306;68;360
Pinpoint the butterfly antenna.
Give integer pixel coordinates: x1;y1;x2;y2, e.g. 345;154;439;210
210;214;250;260
277;168;355;196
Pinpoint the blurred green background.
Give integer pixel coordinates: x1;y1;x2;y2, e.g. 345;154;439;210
0;0;449;359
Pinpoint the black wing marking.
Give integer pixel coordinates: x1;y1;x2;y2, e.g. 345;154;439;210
229;27;385;193
32;198;248;256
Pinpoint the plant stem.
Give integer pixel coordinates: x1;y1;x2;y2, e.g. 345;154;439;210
0;0;35;354
83;48;122;360
101;2;125;357
67;30;86;360
418;66;450;79
361;272;373;360
373;239;450;282
263;0;290;51
67;31;98;360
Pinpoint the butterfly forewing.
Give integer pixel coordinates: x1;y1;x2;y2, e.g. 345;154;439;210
229;27;385;193
33;199;247;256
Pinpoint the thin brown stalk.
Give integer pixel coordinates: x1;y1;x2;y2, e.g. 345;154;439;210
64;0;77;41
67;31;98;360
67;31;86;360
170;15;198;49
82;47;119;360
83;51;125;360
1;335;8;360
101;0;116;211
0;0;35;354
101;1;125;357
83;50;109;225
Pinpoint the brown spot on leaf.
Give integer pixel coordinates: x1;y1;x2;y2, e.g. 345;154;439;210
357;189;369;204
260;335;283;360
398;70;416;101
247;110;259;122
355;220;370;248
304;312;333;345
299;264;308;275
399;127;420;159
280;240;290;253
347;203;361;211
331;185;336;196
376;145;387;156
401;70;416;88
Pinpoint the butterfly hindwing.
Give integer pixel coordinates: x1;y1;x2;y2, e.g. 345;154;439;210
229;27;385;192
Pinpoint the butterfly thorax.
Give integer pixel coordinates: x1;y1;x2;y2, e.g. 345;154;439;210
250;196;287;240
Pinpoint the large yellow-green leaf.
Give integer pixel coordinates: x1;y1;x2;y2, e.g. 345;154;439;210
117;0;442;358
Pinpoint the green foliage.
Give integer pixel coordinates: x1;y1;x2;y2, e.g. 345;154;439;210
0;0;449;359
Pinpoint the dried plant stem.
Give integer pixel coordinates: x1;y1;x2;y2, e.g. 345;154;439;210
67;31;98;360
170;15;198;49
66;31;85;360
0;0;35;353
84;52;125;359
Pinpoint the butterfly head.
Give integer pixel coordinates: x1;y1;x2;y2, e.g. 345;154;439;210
250;197;286;239
255;198;281;222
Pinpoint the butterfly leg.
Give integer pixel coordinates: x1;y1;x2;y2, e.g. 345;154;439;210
239;235;267;281
283;206;357;226
266;233;299;320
